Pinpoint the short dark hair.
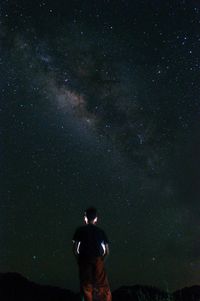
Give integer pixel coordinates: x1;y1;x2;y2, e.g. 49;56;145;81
85;207;97;222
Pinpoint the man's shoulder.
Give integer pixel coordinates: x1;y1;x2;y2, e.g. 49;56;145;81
95;226;109;243
94;225;104;232
73;225;85;238
94;225;107;236
74;225;85;233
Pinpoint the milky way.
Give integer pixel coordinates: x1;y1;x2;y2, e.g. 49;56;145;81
1;0;200;292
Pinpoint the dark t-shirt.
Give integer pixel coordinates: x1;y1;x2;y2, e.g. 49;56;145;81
73;224;109;258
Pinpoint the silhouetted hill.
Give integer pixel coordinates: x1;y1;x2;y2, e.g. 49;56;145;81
173;285;200;301
112;285;172;301
0;272;77;301
1;272;200;300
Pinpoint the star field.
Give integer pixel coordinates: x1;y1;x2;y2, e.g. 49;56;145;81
1;0;200;292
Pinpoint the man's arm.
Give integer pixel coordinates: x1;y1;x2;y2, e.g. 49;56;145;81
72;240;81;259
102;243;110;260
105;243;109;256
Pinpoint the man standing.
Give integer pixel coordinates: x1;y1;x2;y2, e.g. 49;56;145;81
72;207;112;301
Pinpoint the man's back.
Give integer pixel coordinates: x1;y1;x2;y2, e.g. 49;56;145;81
73;224;108;258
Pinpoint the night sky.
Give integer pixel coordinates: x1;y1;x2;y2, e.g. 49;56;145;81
1;0;200;293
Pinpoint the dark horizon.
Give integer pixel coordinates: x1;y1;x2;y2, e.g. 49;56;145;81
0;271;199;294
1;0;200;293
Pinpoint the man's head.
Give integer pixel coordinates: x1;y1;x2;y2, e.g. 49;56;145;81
84;207;98;224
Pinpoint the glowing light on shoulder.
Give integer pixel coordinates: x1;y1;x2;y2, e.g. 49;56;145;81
101;242;106;255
